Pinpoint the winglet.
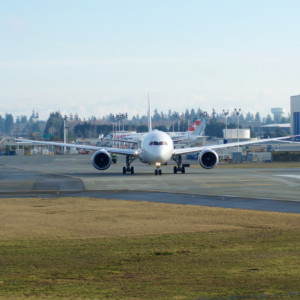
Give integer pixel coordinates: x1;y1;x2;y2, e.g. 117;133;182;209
148;93;152;132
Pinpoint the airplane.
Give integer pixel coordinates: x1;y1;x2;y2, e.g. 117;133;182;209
169;117;208;142
104;117;207;146
15;102;299;176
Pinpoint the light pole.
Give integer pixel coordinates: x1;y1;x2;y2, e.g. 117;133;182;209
202;111;209;119
180;114;185;132
234;108;241;151
117;113;122;147
187;118;190;142
63;115;68;154
223;109;229;144
122;113;128;133
115;113;128;147
111;114;117;147
171;113;178;132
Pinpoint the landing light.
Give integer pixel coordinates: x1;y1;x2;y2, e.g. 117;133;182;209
155;162;161;167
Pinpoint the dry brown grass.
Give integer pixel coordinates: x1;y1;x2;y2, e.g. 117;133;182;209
0;197;299;240
1;197;299;299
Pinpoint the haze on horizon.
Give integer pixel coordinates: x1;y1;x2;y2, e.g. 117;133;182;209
1;0;300;120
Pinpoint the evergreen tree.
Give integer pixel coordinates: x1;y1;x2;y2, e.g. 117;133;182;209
190;108;196;121
0;116;3;134
74;113;80;121
4;114;14;135
205;119;224;138
266;114;273;124
255;112;261;124
44;112;64;140
20;115;27;123
153;109;160;121
185;108;190;120
245;112;254;123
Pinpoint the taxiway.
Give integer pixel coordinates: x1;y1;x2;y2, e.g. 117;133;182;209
0;155;299;213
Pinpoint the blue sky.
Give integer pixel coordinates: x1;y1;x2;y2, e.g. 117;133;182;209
1;0;300;120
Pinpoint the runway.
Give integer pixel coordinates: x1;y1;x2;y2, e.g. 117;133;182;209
1;155;300;213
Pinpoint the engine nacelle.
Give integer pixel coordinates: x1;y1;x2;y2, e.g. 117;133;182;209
198;149;219;169
92;150;112;170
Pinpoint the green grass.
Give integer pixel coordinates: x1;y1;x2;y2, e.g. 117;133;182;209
0;229;299;299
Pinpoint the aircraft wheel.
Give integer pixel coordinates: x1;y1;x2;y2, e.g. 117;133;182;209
173;166;177;174
130;166;134;174
158;169;162;175
182;166;185;174
155;169;158;176
123;167;126;174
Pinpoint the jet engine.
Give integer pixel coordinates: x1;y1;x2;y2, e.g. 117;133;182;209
92;150;112;170
198;149;219;169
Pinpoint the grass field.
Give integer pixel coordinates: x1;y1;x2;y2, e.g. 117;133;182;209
0;197;299;299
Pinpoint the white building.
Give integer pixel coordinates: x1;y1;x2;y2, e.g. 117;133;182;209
290;95;300;136
222;129;250;140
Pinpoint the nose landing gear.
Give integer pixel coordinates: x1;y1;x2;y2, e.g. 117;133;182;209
155;162;162;175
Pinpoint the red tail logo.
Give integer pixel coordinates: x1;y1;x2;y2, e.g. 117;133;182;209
188;120;200;131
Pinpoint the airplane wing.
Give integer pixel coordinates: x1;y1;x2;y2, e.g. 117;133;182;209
173;135;300;156
273;140;300;144
15;139;138;156
171;135;207;141
105;138;139;144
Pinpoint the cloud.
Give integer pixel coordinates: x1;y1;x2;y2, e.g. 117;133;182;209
0;16;29;33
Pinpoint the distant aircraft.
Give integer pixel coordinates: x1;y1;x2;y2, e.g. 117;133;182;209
105;118;207;146
170;117;208;143
15;101;299;175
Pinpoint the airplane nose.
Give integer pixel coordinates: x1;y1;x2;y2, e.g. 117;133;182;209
151;147;171;162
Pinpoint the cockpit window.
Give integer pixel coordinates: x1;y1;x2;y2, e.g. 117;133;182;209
149;141;168;146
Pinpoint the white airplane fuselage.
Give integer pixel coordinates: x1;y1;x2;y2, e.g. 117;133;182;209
139;130;174;164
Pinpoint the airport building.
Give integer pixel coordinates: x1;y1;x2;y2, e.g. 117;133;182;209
290;95;300;136
222;128;250;140
259;123;290;136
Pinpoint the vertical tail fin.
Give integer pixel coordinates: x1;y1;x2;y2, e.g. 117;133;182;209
148;93;152;132
190;118;208;136
188;120;201;132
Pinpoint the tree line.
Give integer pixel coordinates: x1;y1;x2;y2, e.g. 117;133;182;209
0;108;291;140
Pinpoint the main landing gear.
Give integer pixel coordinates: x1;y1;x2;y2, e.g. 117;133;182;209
172;155;189;174
154;168;162;176
122;155;136;174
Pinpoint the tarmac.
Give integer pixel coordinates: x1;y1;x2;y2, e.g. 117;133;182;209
0;155;300;213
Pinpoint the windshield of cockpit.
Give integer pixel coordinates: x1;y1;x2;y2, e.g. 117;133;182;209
149;141;169;146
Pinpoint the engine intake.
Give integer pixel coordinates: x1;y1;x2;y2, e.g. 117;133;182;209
92;150;112;170
198;149;219;169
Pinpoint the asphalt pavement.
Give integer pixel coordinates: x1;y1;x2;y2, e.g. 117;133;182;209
0;155;299;213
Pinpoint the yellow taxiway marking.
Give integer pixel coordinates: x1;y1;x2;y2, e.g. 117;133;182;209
195;179;265;182
201;183;280;187
193;179;275;184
